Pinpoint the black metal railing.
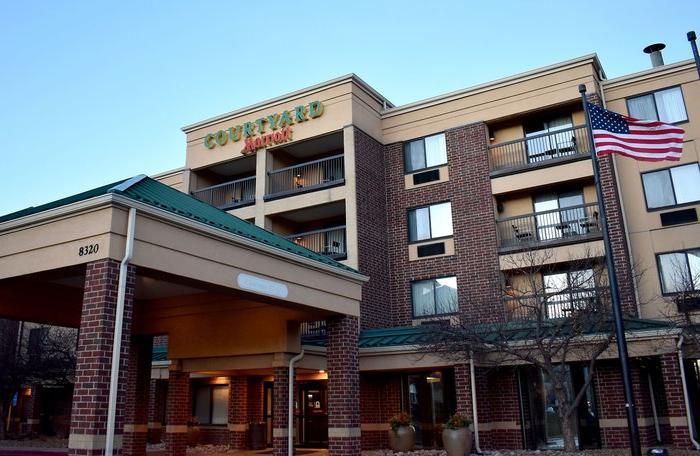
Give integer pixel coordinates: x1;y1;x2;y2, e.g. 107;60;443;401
286;226;347;260
267;154;344;198
488;125;591;173
497;202;601;250
505;287;609;321
301;320;326;337
191;176;256;210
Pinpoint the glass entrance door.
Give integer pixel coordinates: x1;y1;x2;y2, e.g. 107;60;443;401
298;382;328;447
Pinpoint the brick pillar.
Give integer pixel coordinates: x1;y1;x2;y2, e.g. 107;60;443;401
327;315;361;456
21;384;41;436
454;364;473;417
660;353;692;448
165;369;190;456
123;336;153;456
69;259;134;456
228;376;248;449
272;366;291;456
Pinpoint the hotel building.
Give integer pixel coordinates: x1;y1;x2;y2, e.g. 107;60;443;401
0;44;699;455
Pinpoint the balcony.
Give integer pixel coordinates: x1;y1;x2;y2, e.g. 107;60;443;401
266;154;344;199
505;287;609;321
191;176;256;210
488;125;591;175
286;226;347;260
497;202;602;252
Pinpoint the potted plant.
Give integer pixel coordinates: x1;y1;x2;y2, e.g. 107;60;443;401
388;411;415;452
186;416;201;446
442;413;472;456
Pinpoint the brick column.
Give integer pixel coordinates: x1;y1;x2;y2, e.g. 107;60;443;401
272;366;291;456
123;336;153;456
147;380;164;443
228;376;248;449
69;259;134;456
660;352;692;448
327;315;361;456
164;369;190;456
454;364;473;417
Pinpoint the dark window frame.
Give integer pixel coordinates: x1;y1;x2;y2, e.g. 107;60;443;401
640;162;700;211
410;275;459;319
406;200;453;244
625;85;689;125
403;132;448;174
656;248;700;296
192;383;229;426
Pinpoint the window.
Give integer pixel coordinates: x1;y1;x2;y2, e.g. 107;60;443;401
627;86;688;124
658;249;700;294
523;114;575;162
543;269;597;318
642;163;700;209
533;189;589;240
404;133;447;172
412;276;458;317
408;202;453;242
193;384;229;425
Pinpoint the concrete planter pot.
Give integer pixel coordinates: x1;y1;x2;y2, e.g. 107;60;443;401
187;426;201;446
442;427;472;456
388;425;416;452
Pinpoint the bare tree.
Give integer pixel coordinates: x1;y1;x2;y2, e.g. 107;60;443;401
0;322;77;439
657;251;700;352
420;247;616;452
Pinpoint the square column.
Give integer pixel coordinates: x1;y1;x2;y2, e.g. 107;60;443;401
123;336;153;456
69;259;134;456
228;376;248;449
147;379;166;443
660;352;693;448
165;369;190;456
327;315;361;456
272;366;291;456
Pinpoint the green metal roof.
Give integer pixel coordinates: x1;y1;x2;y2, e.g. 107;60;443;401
0;175;357;274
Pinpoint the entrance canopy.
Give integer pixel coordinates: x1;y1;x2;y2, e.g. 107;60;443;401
0;175;366;361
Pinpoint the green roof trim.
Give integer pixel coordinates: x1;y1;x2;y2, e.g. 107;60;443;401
0;175;358;274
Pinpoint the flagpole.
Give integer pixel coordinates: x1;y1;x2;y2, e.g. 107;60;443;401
579;84;641;456
688;31;700;79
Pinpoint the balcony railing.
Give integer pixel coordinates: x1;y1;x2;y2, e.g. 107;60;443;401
266;154;344;198
497;202;601;251
505;287;609;321
191;176;256;210
286;226;347;260
301;320;327;338
488;125;591;174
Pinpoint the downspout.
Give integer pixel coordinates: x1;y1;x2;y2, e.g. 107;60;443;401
470;352;482;454
289;350;304;456
677;336;700;450
105;207;137;456
646;370;662;443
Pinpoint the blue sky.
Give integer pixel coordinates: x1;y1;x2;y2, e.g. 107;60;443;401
0;1;697;214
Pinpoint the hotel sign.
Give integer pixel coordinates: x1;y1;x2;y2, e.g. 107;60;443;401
203;100;324;155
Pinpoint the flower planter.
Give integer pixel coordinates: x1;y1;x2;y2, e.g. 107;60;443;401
187;426;201;446
388;425;416;452
442;427;472;456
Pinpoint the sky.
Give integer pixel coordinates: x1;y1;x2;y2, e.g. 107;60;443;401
0;1;697;214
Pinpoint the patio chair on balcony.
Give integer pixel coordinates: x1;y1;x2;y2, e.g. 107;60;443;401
323;240;342;256
512;225;533;243
578;211;599;233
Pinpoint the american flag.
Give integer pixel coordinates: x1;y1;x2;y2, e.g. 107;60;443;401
587;102;685;162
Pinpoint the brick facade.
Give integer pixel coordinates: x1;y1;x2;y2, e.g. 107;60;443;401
272;366;290;456
384;122;502;326
327;315;361;456
476;367;522;449
660;352;693;448
359;373;402;450
228;376;248;449
354;127;391;329
147;379;167;443
164;370;190;456
69;259;134;456
123;336;153;456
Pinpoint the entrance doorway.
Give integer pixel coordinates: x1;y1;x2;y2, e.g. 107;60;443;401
518;365;600;450
297;381;328;447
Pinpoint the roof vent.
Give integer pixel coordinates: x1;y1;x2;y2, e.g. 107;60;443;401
643;43;666;68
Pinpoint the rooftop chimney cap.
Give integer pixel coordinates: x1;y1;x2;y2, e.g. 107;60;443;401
643;43;666;54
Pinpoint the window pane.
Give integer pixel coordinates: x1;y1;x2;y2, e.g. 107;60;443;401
408;207;431;242
194;387;211;425
688;250;700;291
659;253;690;293
628;94;657;120
544;273;568;294
670;164;700;205
405;140;426;172
425;134;447;167
642;170;675;208
412;281;435;316
211;386;229;425
434;277;458;314
429;203;453;238
654;87;687;123
569;269;595;289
